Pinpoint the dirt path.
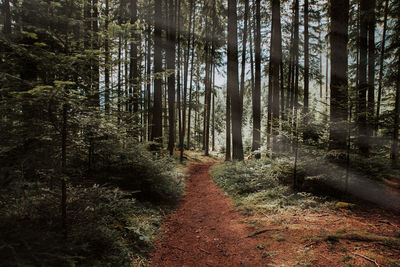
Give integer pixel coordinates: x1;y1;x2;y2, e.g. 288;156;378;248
150;161;265;267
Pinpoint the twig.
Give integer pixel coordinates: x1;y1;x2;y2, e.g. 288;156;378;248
246;228;280;238
170;245;186;252
200;248;210;254
352;252;380;267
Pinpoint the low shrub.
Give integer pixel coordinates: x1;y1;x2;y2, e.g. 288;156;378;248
0;182;167;267
211;159;328;213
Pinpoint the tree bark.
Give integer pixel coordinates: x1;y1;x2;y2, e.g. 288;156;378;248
181;0;194;160
167;0;176;155
271;0;281;152
357;0;369;154
152;0;163;144
367;0;376;138
376;0;389;133
329;0;349;150
228;0;243;161
391;53;400;165
240;0;249;118
104;0;110;114
303;0;309;119
252;0;261;158
92;0;100;107
130;0;139;114
187;2;196;149
3;0;11;35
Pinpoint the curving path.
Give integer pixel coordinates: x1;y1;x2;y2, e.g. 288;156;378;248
150;161;265;267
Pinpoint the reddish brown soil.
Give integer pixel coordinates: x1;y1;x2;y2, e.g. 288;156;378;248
150;161;266;267
151;158;400;267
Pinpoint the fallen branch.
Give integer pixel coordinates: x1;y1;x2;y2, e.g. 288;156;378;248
170;245;186;252
352;252;380;267
200;248;210;254
246;228;280;238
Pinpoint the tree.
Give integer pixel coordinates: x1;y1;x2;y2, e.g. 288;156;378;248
152;0;163;144
130;0;139;114
181;0;194;161
167;0;176;155
367;0;376;139
252;0;261;158
357;0;369;154
228;0;243;161
104;0;110;114
270;0;282;152
376;0;389;133
2;0;11;35
303;0;309;119
329;0;349;150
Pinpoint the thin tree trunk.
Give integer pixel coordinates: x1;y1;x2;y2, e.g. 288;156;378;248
240;0;249;117
357;0;369;154
117;35;122;125
293;0;299;138
130;0;139;114
92;0;100;107
252;0;261;158
303;0;309;118
61;89;68;238
146;24;152;141
376;0;389;133
391;55;400;165
325;46;329;122
167;0;176;155
152;0;163;144
181;0;194;160
367;0;376;138
3;0;11;35
187;3;196;149
104;0;110;114
212;64;215;151
271;0;281;152
319;21;323;99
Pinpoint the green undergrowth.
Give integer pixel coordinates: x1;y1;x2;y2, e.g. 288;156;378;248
211;158;331;215
0;145;184;267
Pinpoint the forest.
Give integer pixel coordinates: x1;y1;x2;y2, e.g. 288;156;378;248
1;0;400;266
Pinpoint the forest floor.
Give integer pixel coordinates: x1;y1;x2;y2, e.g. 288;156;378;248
150;154;400;267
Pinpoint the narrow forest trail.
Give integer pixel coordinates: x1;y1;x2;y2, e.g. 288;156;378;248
150;161;265;267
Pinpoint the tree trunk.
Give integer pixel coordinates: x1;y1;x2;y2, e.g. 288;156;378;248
3;0;11;35
228;0;243;161
376;0;389;133
303;0;309;119
152;0;163;144
181;0;194;160
293;0;299;141
252;0;261;158
271;0;281;152
117;35;122;124
240;0;249;118
146;24;152;141
167;0;176;155
367;0;376;138
104;0;110;114
92;0;100;107
391;54;400;165
130;0;139;114
329;0;349;150
187;3;196;149
212;64;215;151
357;0;369;154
